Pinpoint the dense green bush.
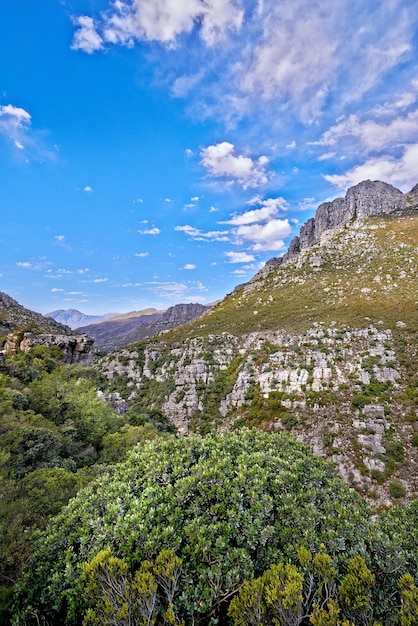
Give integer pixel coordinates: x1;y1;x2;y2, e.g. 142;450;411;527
14;429;372;625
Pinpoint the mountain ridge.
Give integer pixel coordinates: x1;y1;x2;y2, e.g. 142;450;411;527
99;179;418;504
78;302;211;353
236;179;418;293
45;308;119;329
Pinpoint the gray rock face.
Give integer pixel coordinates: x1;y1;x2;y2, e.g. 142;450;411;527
345;180;407;218
299;218;316;250
299;181;407;252
408;183;418;206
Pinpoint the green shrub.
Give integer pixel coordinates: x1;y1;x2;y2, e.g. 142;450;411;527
389;481;406;499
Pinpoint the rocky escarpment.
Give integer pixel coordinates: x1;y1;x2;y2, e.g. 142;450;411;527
4;332;94;365
246;179;417;282
0;291;72;336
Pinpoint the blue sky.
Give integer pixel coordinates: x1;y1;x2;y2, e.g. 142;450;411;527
1;0;418;315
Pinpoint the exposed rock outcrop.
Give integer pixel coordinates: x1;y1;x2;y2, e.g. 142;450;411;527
4;332;94;365
236;180;416;291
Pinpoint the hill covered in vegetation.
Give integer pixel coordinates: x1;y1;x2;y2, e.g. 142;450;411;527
98;183;418;504
0;179;417;625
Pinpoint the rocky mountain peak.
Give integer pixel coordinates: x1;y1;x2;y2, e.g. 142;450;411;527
243;179;417;285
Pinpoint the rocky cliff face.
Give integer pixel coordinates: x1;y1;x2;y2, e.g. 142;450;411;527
248;180;417;282
4;332;94;365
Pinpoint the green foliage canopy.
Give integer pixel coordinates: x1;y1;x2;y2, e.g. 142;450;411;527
14;429;372;625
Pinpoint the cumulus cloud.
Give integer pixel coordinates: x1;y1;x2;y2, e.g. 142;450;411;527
71;0;243;51
234;219;292;252
134;252;149;257
175;224;229;242
181;263;196;270
200;142;269;188
138;227;161;235
0;104;31;128
71;16;104;53
225;251;255;263
221;197;287;225
84;185;93;192
324;143;418;192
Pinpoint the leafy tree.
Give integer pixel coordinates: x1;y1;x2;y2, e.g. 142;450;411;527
13;429;372;625
99;424;159;464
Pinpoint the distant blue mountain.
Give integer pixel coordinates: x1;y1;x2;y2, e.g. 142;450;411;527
45;309;118;329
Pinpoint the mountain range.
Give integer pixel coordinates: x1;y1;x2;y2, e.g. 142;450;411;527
1;178;417;505
45;308;119;329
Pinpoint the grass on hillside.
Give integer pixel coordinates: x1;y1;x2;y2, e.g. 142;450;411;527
163;214;418;344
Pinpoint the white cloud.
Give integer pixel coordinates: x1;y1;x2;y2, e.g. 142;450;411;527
234;219;292;252
175;224;229;242
200;142;269;188
139;227;161;235
231;269;247;276
143;280;207;301
316;109;418;152
0;104;32;151
93;278;108;283
72;0;243;50
69;0;418;134
172;72;204;98
51;288;64;292
225;251;255;263
17;259;53;271
298;197;317;212
71;16;104;54
222;197;287;225
324;143;418;192
318;152;336;161
84;185;93;192
182;263;196;270
135;252;149;257
0;104;31;127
